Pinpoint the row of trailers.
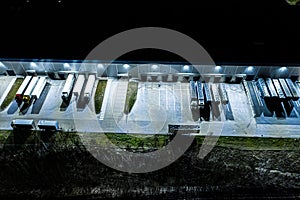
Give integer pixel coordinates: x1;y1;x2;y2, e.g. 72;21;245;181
15;76;47;104
243;78;300;118
61;73;96;106
189;81;234;121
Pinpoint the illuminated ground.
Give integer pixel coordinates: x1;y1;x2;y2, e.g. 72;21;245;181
1;76;300;138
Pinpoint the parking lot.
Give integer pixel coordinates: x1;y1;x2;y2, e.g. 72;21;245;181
0;77;77;131
1;75;300;137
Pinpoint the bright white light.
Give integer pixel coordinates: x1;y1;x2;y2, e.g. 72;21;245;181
63;63;70;68
152;65;158;70
183;65;189;71
245;66;254;73
247;66;254;71
215;66;222;71
30;62;37;67
0;62;5;67
123;64;130;69
97;64;104;69
279;67;287;72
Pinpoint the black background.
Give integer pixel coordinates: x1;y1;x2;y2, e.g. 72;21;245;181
0;0;300;65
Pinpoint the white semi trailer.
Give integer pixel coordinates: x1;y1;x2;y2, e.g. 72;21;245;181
83;74;96;103
73;74;85;99
61;74;75;102
31;76;47;103
15;76;33;103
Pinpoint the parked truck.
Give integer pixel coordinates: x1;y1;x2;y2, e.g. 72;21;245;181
37;120;59;131
31;76;47;103
15;76;33;103
23;76;39;104
83;74;96;103
11;119;35;129
73;74;85;99
61;73;75;102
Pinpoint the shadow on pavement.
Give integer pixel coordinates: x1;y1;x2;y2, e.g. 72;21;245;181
60;99;70;112
7;100;20;115
20;103;30;115
31;84;51;114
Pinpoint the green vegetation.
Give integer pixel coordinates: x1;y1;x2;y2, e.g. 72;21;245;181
52;131;81;146
124;81;138;114
1;128;300;151
79;133;170;150
94;80;107;114
1;129;81;146
105;133;170;149
286;0;300;5
0;78;23;111
0;130;11;144
195;136;300;150
1;129;170;150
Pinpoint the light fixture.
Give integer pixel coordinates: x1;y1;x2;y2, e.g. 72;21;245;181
30;62;37;67
97;64;104;69
63;63;70;68
183;65;189;71
279;67;287;72
123;64;130;69
215;66;222;71
247;66;254;71
151;64;158;70
0;62;5;67
246;66;254;73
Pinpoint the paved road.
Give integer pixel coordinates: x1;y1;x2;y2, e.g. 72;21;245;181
100;78;128;132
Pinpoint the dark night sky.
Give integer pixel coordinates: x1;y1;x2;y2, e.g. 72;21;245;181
0;0;300;65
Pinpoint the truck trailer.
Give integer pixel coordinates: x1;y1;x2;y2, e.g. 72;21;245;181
31;76;47;103
285;78;300;101
73;74;85;99
279;78;292;100
61;73;75;102
23;76;39;104
203;83;213;104
196;81;205;107
272;79;285;100
257;78;270;98
189;81;198;109
265;78;278;98
211;84;221;103
218;83;229;104
83;74;96;102
15;76;33;103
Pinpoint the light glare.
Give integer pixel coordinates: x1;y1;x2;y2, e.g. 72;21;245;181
97;64;104;69
183;65;189;70
152;65;158;70
63;63;70;68
30;62;37;67
215;66;222;71
123;64;130;69
279;67;287;72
